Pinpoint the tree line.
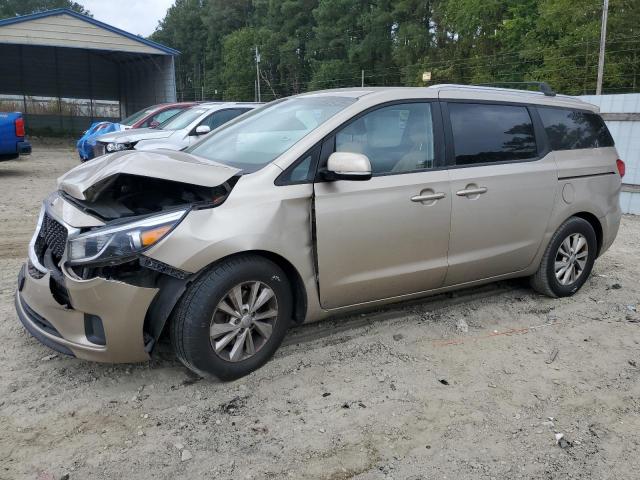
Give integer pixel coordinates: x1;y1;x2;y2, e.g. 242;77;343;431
150;0;639;101
2;0;638;101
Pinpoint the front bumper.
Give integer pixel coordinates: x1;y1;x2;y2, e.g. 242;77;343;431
16;262;158;363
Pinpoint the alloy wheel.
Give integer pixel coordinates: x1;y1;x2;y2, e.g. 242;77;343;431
209;281;278;362
554;233;589;286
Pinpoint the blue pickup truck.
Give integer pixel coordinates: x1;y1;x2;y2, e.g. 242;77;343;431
0;112;31;160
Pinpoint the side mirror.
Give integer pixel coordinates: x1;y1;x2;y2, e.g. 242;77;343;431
325;152;372;181
193;125;211;136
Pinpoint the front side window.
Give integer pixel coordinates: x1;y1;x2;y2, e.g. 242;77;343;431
335;102;435;175
160;108;208;130
449;103;537;165
276;151;316;184
189;96;356;173
538;107;614;150
201;108;250;131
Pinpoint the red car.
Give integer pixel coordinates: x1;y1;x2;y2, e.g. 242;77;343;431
121;102;198;129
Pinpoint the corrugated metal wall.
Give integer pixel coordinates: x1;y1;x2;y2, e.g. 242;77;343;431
120;55;177;115
0;42;176;135
580;94;640;215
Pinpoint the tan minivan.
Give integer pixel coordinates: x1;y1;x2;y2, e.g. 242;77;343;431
16;84;624;379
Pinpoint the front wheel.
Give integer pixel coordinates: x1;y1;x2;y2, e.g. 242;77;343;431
170;255;292;380
530;217;597;297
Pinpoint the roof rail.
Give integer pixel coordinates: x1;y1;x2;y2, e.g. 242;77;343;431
474;81;556;97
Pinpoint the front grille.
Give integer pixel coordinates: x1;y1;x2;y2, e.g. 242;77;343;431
35;213;68;265
41;213;67;258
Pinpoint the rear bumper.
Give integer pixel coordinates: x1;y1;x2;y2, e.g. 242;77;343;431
16;262;158;363
599;205;622;255
17;140;31;155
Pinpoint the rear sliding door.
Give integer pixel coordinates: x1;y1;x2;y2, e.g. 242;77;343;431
441;101;557;286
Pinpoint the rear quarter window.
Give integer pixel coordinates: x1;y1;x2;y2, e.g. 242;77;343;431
538;107;614;150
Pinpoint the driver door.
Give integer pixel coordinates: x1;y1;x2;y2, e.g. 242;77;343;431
313;101;451;309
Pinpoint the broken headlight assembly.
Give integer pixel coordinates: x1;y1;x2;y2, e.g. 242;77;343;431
67;209;186;265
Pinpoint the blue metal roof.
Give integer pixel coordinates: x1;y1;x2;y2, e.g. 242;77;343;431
0;8;180;56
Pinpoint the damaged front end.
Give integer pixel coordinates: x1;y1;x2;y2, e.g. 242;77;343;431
18;149;240;361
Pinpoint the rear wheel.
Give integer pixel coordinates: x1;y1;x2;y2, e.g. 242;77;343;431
530;217;597;297
171;255;292;380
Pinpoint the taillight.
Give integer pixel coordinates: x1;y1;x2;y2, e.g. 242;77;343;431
14;117;25;137
616;159;625;178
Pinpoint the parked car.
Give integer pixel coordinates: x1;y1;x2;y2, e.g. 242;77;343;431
92;102;260;156
16;85;624;380
76;102;196;161
120;102;200;130
76;121;123;161
0;112;31;159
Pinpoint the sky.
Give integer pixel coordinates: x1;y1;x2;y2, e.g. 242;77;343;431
78;0;175;37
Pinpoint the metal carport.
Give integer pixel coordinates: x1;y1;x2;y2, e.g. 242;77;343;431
0;8;179;134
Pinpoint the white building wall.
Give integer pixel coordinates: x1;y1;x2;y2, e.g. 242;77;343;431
580;94;640;215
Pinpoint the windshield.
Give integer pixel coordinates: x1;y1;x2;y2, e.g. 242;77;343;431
160;107;209;130
188;96;357;172
121;106;159;126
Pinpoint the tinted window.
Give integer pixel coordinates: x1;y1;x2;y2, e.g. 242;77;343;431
335;103;435;175
449;103;537;165
538;107;614;150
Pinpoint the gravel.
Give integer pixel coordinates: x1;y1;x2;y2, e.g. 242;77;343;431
1;144;639;479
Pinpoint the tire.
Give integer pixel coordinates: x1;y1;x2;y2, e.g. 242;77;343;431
530;216;597;298
170;255;293;380
0;153;19;161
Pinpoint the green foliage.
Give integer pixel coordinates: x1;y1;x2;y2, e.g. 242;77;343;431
149;0;640;100
0;0;90;18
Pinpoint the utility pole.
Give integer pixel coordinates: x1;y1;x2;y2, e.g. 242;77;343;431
255;46;261;102
596;0;609;95
361;70;364;87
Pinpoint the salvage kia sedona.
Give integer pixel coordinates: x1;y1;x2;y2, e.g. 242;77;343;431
16;85;624;379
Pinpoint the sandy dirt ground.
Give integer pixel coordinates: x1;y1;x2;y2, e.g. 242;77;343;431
1;144;639;480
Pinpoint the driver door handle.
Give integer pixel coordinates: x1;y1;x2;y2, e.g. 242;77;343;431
456;187;488;196
411;192;446;202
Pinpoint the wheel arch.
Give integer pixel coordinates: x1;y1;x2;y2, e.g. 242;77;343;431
571;211;603;256
145;249;308;350
224;250;308;325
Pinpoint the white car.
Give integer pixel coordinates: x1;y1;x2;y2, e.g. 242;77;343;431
93;102;260;156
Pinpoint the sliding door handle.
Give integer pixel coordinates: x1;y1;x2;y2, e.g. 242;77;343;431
456;187;488;197
411;192;446;202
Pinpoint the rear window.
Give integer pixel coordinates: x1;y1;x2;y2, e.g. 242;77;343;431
538;107;614;150
449;103;538;165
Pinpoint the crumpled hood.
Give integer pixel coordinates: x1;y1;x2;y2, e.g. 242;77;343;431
58;149;241;200
96;128;175;144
